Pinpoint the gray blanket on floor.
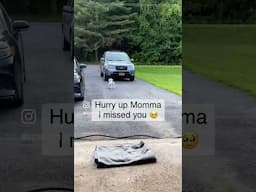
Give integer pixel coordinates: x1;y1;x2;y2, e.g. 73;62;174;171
94;141;157;168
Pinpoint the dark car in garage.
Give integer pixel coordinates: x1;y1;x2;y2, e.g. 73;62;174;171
0;3;29;106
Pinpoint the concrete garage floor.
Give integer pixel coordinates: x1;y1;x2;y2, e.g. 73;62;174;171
75;139;181;192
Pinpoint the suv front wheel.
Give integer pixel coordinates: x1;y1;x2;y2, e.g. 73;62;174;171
104;73;109;81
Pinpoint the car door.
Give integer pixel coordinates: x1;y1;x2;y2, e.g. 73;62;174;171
1;5;24;81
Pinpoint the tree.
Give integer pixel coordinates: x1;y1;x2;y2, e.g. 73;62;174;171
75;0;182;64
74;0;137;61
130;0;182;64
183;0;256;24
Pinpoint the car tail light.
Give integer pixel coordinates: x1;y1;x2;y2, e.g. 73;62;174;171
74;72;81;82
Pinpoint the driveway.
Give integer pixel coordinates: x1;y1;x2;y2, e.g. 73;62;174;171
75;65;182;139
183;70;256;191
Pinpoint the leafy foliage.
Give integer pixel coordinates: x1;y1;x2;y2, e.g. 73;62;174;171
75;0;137;60
130;0;182;64
75;0;182;64
183;0;256;24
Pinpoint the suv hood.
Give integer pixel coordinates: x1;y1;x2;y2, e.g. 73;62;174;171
106;60;132;65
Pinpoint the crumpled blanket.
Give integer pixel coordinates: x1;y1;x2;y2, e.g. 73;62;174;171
94;141;157;168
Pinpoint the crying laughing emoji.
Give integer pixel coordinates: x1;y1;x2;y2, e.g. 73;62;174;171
182;131;199;149
150;111;158;119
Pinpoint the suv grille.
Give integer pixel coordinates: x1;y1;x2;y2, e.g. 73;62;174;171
116;66;127;70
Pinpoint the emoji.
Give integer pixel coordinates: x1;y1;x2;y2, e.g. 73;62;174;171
182;131;199;149
150;111;158;119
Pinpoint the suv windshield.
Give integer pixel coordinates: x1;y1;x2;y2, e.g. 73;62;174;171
106;52;129;61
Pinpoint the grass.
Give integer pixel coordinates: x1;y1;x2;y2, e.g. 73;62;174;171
135;65;182;95
183;24;256;96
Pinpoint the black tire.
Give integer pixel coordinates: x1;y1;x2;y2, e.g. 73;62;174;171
130;76;135;81
77;94;84;101
104;73;109;81
100;72;103;77
13;82;24;106
79;96;84;101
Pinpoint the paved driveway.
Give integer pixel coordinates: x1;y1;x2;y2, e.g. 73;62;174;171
183;70;256;192
75;65;182;139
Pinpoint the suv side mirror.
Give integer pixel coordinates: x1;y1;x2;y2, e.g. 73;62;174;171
13;20;30;31
131;58;134;62
100;57;105;63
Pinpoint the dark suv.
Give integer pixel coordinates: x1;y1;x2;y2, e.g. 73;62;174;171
0;3;29;106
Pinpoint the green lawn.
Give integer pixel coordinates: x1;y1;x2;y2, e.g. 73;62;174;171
183;24;256;96
135;65;182;95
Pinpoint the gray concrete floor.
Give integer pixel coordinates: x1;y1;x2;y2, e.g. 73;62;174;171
75;139;181;192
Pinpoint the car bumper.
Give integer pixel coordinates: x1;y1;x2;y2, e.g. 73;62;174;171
106;70;135;78
0;58;16;92
74;82;82;98
0;74;16;99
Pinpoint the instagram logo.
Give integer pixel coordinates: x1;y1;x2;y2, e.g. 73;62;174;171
82;101;91;110
21;109;37;124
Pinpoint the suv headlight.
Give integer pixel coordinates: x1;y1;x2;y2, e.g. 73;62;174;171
109;65;115;70
105;64;115;70
129;64;135;70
